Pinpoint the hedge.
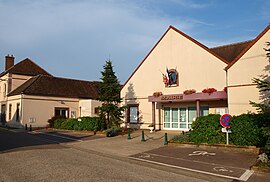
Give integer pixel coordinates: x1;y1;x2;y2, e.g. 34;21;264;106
49;116;105;131
172;113;268;147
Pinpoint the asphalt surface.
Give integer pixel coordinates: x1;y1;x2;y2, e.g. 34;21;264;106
129;146;257;181
1;127;270;182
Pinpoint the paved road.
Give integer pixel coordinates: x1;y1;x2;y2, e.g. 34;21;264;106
0;128;207;182
1;128;270;182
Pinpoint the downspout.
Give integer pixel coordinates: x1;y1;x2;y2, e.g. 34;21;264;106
20;94;23;127
225;70;229;113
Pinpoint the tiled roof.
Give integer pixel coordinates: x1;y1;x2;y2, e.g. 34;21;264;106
0;58;51;77
8;75;100;99
210;40;254;63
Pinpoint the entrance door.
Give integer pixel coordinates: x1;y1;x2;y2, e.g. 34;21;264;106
179;108;186;129
164;107;170;129
171;108;178;128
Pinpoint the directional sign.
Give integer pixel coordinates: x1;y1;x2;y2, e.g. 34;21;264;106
220;114;232;128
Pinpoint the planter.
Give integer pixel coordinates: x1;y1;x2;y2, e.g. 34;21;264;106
149;127;154;133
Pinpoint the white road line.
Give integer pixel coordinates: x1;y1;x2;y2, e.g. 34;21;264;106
32;131;83;142
239;170;254;181
128;157;253;181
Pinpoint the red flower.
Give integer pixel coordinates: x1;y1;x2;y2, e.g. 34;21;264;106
183;89;196;95
202;88;217;94
153;92;163;97
223;87;227;93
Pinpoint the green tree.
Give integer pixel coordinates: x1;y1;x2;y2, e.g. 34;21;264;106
98;60;125;128
250;42;270;115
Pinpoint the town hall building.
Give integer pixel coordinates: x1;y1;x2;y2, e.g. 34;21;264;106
121;25;270;131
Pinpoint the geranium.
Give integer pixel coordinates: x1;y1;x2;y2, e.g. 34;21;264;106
183;89;196;95
202;88;217;94
153;92;163;97
223;87;227;93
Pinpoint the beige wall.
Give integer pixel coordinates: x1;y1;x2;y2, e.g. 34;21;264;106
121;28;228;129
21;95;79;127
5;95;22;127
228;29;270;115
10;74;32;92
79;99;102;117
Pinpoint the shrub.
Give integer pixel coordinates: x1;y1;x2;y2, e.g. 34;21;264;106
52;117;67;129
230;114;263;147
62;118;78;130
79;117;105;131
189;114;225;144
47;116;66;128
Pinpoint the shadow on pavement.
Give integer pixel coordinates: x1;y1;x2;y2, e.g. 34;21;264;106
0;127;103;153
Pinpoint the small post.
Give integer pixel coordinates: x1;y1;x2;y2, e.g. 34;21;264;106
29;124;32;131
127;128;131;140
25;124;28;130
164;133;168;145
141;130;145;142
226;130;229;145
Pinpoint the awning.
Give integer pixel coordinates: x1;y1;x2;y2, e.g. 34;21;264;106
148;91;227;103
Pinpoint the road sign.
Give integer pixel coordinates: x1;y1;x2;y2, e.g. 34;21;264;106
220;114;232;128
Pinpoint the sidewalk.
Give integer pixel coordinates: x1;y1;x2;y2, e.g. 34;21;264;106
68;130;180;157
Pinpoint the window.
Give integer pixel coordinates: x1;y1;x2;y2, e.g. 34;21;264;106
55;108;69;118
215;108;228;115
4;84;6;97
128;105;138;123
9;104;12;120
16;103;20;122
94;107;99;114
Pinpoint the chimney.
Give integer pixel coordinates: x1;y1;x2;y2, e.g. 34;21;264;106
5;54;14;70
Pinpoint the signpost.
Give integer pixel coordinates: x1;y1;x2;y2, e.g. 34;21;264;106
220;114;232;145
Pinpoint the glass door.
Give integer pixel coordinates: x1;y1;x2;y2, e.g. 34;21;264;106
188;107;196;129
171;108;178;128
164;107;170;129
179;108;186;129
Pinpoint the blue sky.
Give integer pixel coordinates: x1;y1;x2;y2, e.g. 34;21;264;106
0;0;269;83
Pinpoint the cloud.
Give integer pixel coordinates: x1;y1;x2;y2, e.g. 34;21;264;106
0;0;214;82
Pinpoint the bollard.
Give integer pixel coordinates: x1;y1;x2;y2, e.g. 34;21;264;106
29;124;32;131
141;130;145;142
127;128;131;140
164;133;168;145
25;124;28;130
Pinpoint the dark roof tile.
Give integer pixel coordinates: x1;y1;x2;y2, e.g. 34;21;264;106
8;75;100;99
0;58;51;77
210;40;253;63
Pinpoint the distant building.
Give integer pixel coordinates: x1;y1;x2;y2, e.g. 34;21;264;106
0;56;101;128
121;25;270;131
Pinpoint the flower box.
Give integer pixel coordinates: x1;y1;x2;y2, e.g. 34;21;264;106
153;92;163;97
202;88;217;94
183;89;196;95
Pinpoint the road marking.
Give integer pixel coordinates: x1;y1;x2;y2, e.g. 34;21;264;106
213;166;233;173
189;151;216;156
239;170;254;181
32;131;83;142
138;153;153;159
128;157;253;181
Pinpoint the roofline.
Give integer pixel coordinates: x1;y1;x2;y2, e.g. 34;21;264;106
121;25;229;90
0;57;52;77
24;58;52;76
225;24;270;70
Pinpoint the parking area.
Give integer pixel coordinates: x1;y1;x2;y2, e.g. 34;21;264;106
129;146;257;181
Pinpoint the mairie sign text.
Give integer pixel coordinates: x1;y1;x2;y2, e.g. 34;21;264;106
161;95;183;101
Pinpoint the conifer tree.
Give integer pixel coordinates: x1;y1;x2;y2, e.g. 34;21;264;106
98;60;125;128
